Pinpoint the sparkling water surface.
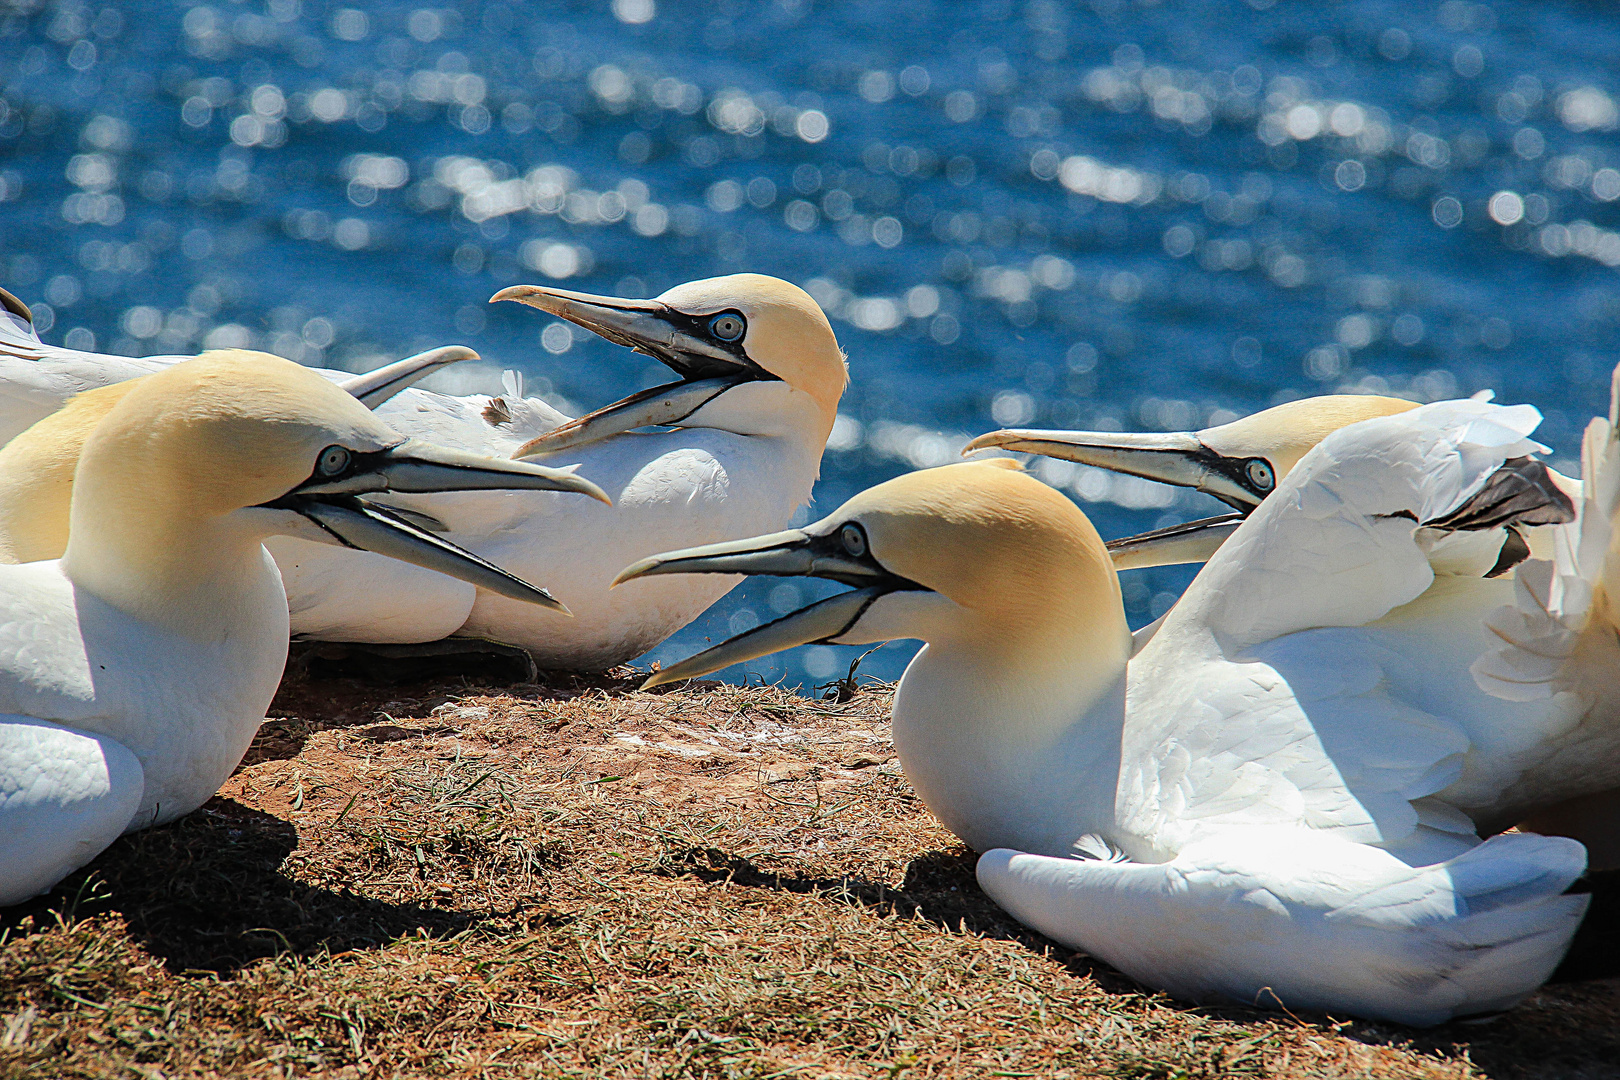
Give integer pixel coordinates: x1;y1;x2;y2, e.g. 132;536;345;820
3;0;1618;691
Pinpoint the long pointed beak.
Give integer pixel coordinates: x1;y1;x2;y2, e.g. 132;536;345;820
294;497;568;613
965;428;1264;511
615;529;914;689
493;283;768;459
296;439;611;504
613;529;893;589
643;587;888;689
514;377;737;459
338;346;478;409
1106;513;1244;571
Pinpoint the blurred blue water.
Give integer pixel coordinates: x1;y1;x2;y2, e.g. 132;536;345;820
3;0;1619;692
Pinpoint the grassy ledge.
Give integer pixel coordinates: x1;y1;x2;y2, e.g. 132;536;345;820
2;670;1619;1079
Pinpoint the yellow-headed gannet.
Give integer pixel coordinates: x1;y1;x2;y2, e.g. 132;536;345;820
614;401;1599;1024
265;274;846;667
968;394;1583;574
0;351;607;905
0;277;845;663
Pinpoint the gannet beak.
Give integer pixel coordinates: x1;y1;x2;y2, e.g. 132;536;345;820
1105;513;1244;571
613;528;918;688
338;345;478;409
292;439;612;503
964;429;1272;512
491;284;773;459
287;497;571;613
262;439;611;613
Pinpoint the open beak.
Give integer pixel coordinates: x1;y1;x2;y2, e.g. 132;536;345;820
338;345;478;409
1106;513;1244;571
964;428;1268;512
613;529;918;689
290;497;570;613
263;440;616;614
293;439;611;503
491;284;771;459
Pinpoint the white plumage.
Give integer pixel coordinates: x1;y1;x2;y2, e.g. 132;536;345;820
619;400;1595;1023
0;275;846;666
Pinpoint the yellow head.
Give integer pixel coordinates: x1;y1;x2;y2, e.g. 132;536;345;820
654;273;848;426
498;274;847;457
1199;395;1420;481
619;460;1131;687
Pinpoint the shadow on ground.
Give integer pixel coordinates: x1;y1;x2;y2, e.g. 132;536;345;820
2;797;477;975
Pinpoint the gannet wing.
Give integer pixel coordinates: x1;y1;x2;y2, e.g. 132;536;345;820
1176;397;1553;652
1123;634;1474;854
0;716;144;905
1131;399;1571;847
976;828;1585;1026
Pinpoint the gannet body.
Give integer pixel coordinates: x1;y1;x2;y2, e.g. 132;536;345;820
0;352;606;905
971;394;1581;572
618;402;1597;1024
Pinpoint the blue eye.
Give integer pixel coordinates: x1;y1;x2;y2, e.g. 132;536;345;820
709;313;746;342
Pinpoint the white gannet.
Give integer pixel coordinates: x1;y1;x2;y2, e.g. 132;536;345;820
0;286;472;442
0;351;608;906
264;274;846;667
613;403;1600;1024
969;394;1582;573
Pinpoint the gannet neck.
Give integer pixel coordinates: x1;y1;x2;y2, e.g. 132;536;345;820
673;379;836;447
61;353;396;638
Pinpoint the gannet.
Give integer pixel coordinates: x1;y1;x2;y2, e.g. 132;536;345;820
244;274;844;665
0;351;608;906
0;286;472;442
615;403;1602;1024
969;394;1584;574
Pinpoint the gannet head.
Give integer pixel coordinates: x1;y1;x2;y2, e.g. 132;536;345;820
0;345;481;566
493;274;847;458
62;351;610;617
614;459;1130;689
966;394;1419;512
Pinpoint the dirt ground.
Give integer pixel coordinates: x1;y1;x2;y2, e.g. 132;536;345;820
3;665;1620;1079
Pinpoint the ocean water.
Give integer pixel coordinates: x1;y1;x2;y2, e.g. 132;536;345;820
2;0;1618;691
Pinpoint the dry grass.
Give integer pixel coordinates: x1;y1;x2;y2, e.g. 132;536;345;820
3;666;1619;1079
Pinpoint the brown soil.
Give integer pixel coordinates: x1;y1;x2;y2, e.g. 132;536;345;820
2;669;1619;1079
